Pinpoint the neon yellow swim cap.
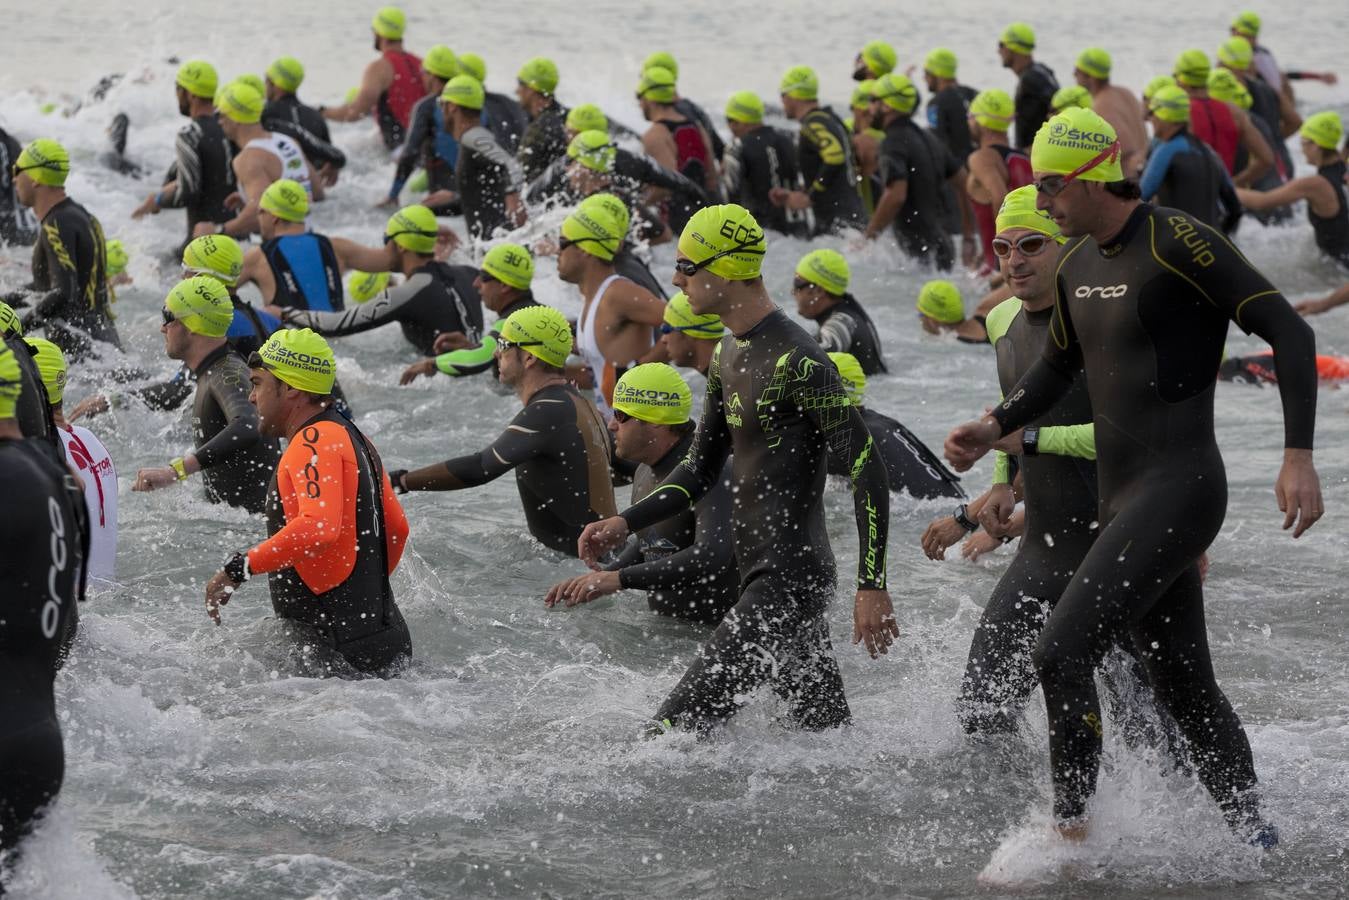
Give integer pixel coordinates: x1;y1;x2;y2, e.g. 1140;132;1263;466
725;90;765;124
663;291;724;339
517;57;559;95
236;74;265;97
1076;48;1111;80
567;131;616;174
251;328;336;394
1031;108;1123;182
24;338;66;406
779;65;819;101
678;204;766;281
176;60;218;99
267;56;305;93
1000;23;1035;55
16;139;69;187
561;193;629;262
165;276;234;338
217;80;263;124
260;178;310;223
441;74;484;110
182;234;244;286
566;103;609;134
346;270;390;303
873;72;919;114
860;41;898;78
0;302;22;337
386;205;439;254
0;346;21;421
1051;85;1092;112
643;51;679;80
1231;10;1260;38
969;89;1014;131
795;249;850;296
612;363;691;425
636;66;676;104
371;6;406;40
828;352;866;406
1148;84;1191;124
1143;74;1177;102
1207;69;1252;109
499;305;571;368
1301;111;1344;151
423;45;459;81
482;242;535;290
1218;36;1253;71
458;52;486;83
995;184;1065;243
916;280;964;324
850;81;875;111
105;239;129;276
1173;49;1211;88
925;48;958;80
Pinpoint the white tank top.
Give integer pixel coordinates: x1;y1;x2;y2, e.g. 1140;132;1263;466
59;425;118;583
245;133;313;198
577;273;637;419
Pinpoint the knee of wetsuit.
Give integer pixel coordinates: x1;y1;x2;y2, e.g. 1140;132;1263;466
1030;633;1093;690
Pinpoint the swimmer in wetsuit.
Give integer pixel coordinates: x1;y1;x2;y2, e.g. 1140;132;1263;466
773;66;865;235
0;126;38;245
456;53;530;154
791;250;887;375
945;109;1321;849
262;56;346;188
999;24;1059;150
384;46;462;209
916;280;988;344
320;7;426;151
1140;86;1242;234
578;205;898;735
719;91;807;237
390;305;617;556
205;329;412;677
516;58;570;183
546;364;738;624
0;302;58;447
438;76;525;241
643;51;727;163
637;67;718;236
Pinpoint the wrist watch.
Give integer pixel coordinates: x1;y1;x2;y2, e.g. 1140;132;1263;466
953;504;979;533
1022;426;1041;457
169;457;189;480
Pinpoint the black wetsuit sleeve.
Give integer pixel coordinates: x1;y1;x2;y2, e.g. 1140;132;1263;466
990;274;1081;436
1218;172;1242;234
193;368;263;469
603;540;644;572
801;111;849;194
27;213;84;323
630;153;707;200
130;366;194;411
282;273;428;335
619;459;735;592
816;310;858;354
391;99;434;190
403;399;558;491
163;122;204;210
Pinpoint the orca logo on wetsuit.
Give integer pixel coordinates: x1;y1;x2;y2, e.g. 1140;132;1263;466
42;496;68;639
1074;284;1129;299
300;425;322;499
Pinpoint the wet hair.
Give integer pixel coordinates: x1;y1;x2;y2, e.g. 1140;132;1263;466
1104;178;1142;200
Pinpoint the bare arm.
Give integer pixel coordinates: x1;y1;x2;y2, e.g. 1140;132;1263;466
1236;175;1328;214
322;59;391;122
1232;107;1273;187
864;181;907;239
329;236;399;273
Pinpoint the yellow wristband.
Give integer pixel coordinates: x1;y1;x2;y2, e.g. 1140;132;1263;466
170;457;188;481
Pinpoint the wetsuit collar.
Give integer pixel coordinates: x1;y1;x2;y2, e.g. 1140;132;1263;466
192;341;235;377
652;428;696;478
1097;202;1152;258
731;307;783;341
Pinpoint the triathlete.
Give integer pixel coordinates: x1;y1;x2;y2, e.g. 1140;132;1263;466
384;45;462;210
130;60;235;248
848;82;886;218
0;301;57;445
791;249;887;374
1228;11;1337;100
642;51;727;162
455;53;530;153
281;205;483;356
389;305;617;557
659;291;723;375
0;125;38;244
998;23;1059;149
206;329;413;677
828;352;964;501
561;132;672;246
238;181;346;311
1216;38;1298;182
916;280;988;343
1050;86;1092;113
851;40;897;83
719;90;804;236
1140;86;1241;233
636;66;717;234
965;89;1032;270
130;278;281;514
1206;68;1290;224
1173;50;1273;187
546;363;738;624
772;66;865;234
516;58;569;183
1237;112;1349;269
576;204;897;734
320;6;425;152
1073;48;1148;177
922;48;979;161
944;108;1321;848
262;56;346;187
438;75;525;241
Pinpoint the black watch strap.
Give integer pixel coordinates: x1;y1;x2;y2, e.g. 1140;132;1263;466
953;504;978;532
1022;426;1041;457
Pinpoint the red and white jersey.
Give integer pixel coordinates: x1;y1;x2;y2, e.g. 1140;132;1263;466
59;424;118;582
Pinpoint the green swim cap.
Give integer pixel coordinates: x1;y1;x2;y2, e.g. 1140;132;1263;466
566;103;608;134
423;45;459;81
567;130;616;174
176;59;218;99
251;328;336;394
165;276;234;338
260;178;309;223
518;57;558;95
873;72;919;114
217;80;263;123
725;90;765;124
441;74;484;110
1301;111;1344;151
16;139;69;187
267;56;305;93
612;363;691;425
24;338;66;406
498;305;571;368
636;66;676;104
1173;49;1211;88
779;65;819;101
482;242;535;290
925;48;958;80
1051;85;1092;112
105;239;129;276
0;346;21;421
347;270;389;303
0;301;22;337
1143;74;1177;102
678;204;766;281
916;280;964;324
850;81;875;111
828;352;866;406
1231;10;1260;38
995;184;1065;243
1031;108;1123;182
860;41;898;78
371;6;406;40
1207;69;1252;109
795;249;849;296
643;51;679;79
561;193;629;262
969;89;1014;131
182;234;244;286
1000;22;1035;54
1075;48;1111;80
1218;36;1253;71
386;204;439;254
458;52;486;83
236;74;265;97
663;291;723;339
1148;84;1191;124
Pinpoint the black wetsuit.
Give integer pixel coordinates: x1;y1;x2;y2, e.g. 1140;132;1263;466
826;407;963;500
0;128;38;245
528;147;705;209
1140;131;1241;233
161;114;235;245
21;198;120;360
614;247;669;301
262;95;346;174
1013;62;1059;150
809;294;887;374
1238;113;1293;225
621;309;890;732
262;233;344;311
3;333;57;446
1242;76;1294;181
798;106;865;234
606;430;738;624
518;101;570;183
990;203;1317;830
284;262;483;356
483;92;529;154
722;125;807;237
879;116;960;270
1309;160;1349;268
457;125;525;241
401;382;617;555
926;84;979;161
391;95;458;202
0;438;81;870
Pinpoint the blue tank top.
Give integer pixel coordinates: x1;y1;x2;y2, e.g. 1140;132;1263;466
432;105;459;168
263;233;343;312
